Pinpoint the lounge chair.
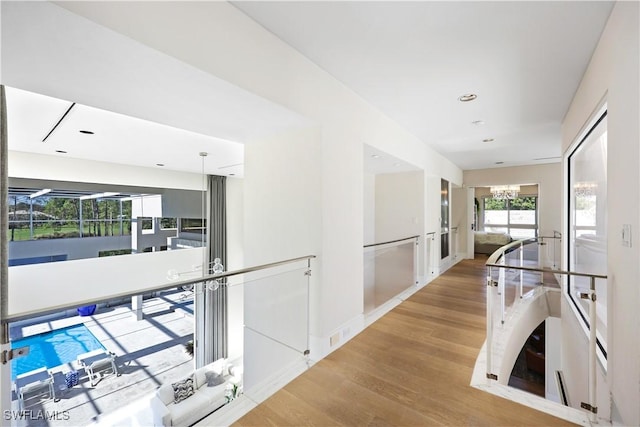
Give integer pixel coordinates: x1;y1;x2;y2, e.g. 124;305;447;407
77;349;119;386
14;367;55;410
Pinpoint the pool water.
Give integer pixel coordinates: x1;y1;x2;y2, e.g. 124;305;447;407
11;324;105;379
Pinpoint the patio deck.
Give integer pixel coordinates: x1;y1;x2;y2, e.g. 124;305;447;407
9;289;195;427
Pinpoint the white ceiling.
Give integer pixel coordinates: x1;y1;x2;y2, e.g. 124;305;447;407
3;1;614;176
233;1;614;170
364;144;420;175
6;87;245;176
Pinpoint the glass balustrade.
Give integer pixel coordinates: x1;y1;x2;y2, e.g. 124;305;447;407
363;237;418;315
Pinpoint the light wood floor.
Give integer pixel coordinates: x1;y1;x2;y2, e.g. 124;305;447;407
234;257;574;426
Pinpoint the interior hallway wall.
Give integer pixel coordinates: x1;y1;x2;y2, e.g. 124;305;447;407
560;2;640;424
225;177;244;361
375;171;424;279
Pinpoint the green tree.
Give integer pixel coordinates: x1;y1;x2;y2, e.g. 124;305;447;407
484;198;507;210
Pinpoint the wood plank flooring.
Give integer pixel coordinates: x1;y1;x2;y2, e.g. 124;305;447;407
234;257;574;426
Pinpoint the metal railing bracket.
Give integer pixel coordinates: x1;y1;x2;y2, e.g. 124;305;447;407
1;346;29;364
581;402;598;414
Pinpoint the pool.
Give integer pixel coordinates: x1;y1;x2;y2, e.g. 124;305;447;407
11;324;105;380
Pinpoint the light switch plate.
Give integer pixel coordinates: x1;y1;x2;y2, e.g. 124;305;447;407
622;224;632;247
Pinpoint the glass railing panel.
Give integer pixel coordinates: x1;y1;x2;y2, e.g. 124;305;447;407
571;240;608;350
239;261;310;394
363;238;417;315
426;232;436;278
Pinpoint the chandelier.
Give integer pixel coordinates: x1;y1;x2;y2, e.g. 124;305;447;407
574;182;596;198
490;185;520;200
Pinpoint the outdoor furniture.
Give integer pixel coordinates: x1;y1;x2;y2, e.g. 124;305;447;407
77;349;119;386
14;367;55;410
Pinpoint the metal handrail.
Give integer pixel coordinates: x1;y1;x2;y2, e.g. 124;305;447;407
485;262;607;280
1;254;316;325
364;235;419;248
485;235;561;265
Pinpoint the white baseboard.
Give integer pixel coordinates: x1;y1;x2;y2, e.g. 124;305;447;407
309;314;365;361
243;356;312;404
194;356;313;426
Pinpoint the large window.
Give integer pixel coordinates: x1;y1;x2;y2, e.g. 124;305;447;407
483;196;538;239
568;109;607;356
7;192;132;241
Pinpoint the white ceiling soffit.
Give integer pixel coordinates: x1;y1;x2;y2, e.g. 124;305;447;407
6;87;245;176
364;144;421;175
1;1;312;175
233;1;613;170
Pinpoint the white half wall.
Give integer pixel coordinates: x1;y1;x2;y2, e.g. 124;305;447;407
8;247;204;319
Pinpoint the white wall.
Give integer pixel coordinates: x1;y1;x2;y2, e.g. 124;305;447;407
464;164;561;238
9;151;205;191
375;171;424;279
8;235;131;261
225;177;244;360
545;317;561;403
363;172;376;245
560;2;640;425
7;248;204;318
375;171;424;242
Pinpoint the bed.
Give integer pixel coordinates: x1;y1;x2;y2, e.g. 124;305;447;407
474;231;512;255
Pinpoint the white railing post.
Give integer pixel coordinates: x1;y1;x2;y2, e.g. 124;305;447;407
486;266;494;380
588;276;598;423
519;241;524;298
499;255;506;324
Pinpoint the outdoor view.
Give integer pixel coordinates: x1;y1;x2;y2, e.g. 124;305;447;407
483;196;538;238
7;193;132;241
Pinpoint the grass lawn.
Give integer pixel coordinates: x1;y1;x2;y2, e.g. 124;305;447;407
9;222;131;241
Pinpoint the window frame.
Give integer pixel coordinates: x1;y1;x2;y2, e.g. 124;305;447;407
566;107;608;359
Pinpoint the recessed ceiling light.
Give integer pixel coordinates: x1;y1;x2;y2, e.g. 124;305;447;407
371;154;380;158
229;173;235;176
458;93;477;102
472;120;485;125
482;138;495;143
79;130;94;135
495;161;504;165
55;150;67;154
156;163;165;167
